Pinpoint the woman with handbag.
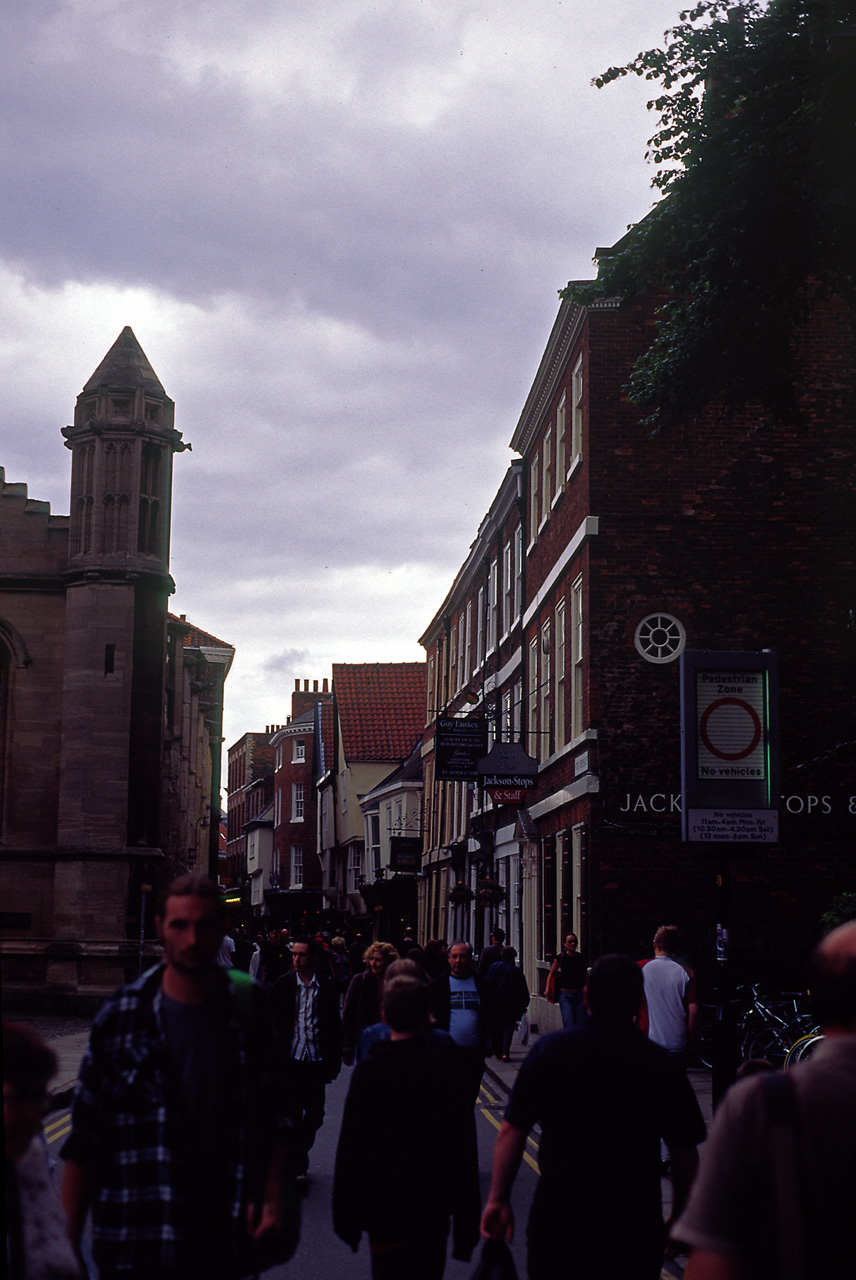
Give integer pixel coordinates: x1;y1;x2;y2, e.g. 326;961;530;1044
547;933;587;1030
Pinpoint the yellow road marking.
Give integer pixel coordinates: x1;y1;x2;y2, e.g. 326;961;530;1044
479;1104;502;1133
478;1104;540;1175
43;1114;71;1136
478;1090;539;1154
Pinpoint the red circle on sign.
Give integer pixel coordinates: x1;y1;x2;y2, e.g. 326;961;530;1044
700;697;762;760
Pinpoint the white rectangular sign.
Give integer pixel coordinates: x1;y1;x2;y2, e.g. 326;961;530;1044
687;808;779;843
696;671;767;780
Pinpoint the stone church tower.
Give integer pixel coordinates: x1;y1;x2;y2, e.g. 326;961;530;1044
57;327;188;857
0;328;233;1011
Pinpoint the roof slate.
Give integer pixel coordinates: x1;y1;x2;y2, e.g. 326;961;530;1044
83;326;165;396
333;662;426;762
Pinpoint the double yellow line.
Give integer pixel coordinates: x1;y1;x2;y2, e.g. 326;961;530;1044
478;1084;540;1175
43;1111;72;1147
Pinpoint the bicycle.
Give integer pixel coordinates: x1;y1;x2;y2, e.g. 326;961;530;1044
784;1029;823;1068
737;985;816;1067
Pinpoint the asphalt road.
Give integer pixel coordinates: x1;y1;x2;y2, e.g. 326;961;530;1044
44;1061;537;1280
268;1064;538;1280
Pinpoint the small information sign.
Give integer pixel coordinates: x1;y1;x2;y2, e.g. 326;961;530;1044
434;716;488;782
686;809;779;843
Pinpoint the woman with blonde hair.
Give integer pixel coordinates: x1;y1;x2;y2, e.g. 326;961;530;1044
342;941;399;1065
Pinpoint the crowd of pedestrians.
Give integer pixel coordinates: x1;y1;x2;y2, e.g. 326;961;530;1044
5;877;855;1280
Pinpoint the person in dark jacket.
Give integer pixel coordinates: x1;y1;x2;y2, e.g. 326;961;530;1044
421;939;449;979
477;928;506;980
486;947;530;1062
333;976;480;1280
272;936;343;1185
342;942;398;1065
263;930;293;984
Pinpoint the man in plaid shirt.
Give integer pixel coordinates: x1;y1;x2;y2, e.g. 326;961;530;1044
61;875;288;1280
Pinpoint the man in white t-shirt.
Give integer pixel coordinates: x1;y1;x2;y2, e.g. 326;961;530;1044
641;925;698;1063
429;941;488;1105
216;929;236;968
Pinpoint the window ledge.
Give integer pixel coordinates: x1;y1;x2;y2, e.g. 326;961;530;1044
538;729;598;771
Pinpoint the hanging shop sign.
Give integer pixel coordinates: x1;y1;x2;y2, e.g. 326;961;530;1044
435;715;488;781
680;651;779;843
485;786;528;805
476;741;538;802
389;836;422;873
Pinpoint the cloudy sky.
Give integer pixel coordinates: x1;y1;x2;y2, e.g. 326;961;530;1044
2;0;683;748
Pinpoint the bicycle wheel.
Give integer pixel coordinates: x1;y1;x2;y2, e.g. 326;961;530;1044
785;1031;823;1068
694;1010;716;1070
745;1024;790;1067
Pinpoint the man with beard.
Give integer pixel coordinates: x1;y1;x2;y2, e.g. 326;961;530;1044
61;875;287;1280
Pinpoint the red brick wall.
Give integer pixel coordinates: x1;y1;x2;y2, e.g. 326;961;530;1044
582;287;856;982
515;285;856;986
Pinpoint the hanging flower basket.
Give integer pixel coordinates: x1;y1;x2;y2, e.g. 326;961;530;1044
447;882;475;906
475;878;507;905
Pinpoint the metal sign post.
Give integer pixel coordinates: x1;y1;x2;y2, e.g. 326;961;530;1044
680;650;779;1101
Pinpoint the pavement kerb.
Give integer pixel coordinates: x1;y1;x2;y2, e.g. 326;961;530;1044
46;1030;92;1106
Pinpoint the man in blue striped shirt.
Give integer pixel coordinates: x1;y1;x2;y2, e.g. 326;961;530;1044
272;936;343;1189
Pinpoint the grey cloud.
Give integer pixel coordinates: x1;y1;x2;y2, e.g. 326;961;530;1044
2;0;682;741
262;647;312;676
1;2;653;342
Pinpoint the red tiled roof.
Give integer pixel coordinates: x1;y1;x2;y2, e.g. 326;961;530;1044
333;662;426;762
168;612;233;650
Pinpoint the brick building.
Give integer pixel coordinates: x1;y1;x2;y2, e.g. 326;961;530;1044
421;267;856;1013
225;730;277;887
0;328;228;1009
266;679;334;933
419;463;528;954
319;662;425;930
